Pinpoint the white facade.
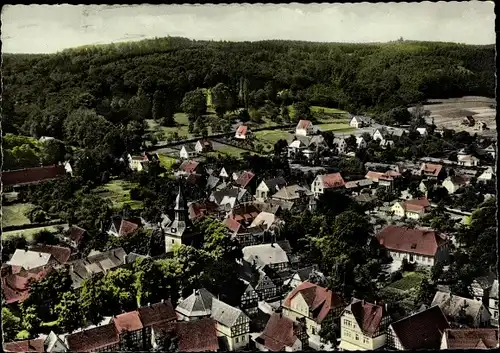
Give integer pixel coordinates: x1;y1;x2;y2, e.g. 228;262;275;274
165;234;182;253
457;155;480;167
478;166;494;182
388;250;436;267
333;138;347;155
311;175;324;196
356;137;367;149
372;129;385;141
295;120;314;136
490;280;499;327
255;181;271;201
349;116;370;129
416;128;428;136
127;154;145;172
340;311;387;351
180;146;197;159
442;177;463;194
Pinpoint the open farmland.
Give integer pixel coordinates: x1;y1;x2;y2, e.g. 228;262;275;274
2;226;60;241
95;180;143;210
419;96;496;139
1;203;34;227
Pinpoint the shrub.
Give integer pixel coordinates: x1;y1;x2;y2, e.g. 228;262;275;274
390;271;403;282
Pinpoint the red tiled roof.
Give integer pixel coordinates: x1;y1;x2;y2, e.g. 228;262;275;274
236;125;248;136
421;163;443;176
349;299;385;337
3;338;45;352
257;313;301;351
188;201;219;221
391;305;450;350
1;266;52;304
448;175;469;185
284;282;343;324
29;245;71;265
69;225;86;244
66;323;119;352
376;225;445;256
235;171;255;188
443;328;499;349
224;217;245;234
321;173;345;189
179;160;200;174
114;311;144;334
177;318;219;352
198;139;213;149
403;198;431;212
380;170;401;181
297;120;312;130
1;165;67;187
186;173;202;185
119;220;140;237
138;301;177;327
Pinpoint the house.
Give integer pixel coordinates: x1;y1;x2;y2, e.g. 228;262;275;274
339;299;391;351
138;301;178;349
442;175;469;194
238;260;279;302
127;153;150;172
349;115;371;128
227;203;262;228
176;288;215;321
356;136;367;149
210;298;251;351
195;139;213;153
387;305;449;350
489;280;498;327
113;311;144;349
285;266;324;290
431;291;491;328
163;186;199;253
270;184;314;210
470;273;496;304
8;249;62;270
176;160;203;176
242;243;290;272
67;248;127;289
1;265;52;305
295;119;315;136
234;170;256;190
238;278;259;317
391;198;431;219
462;115;475;126
177;318;219;352
416;127;428;136
440;328;499;349
345;179;374;193
365;162;400;173
287;135;327;159
107;216;141;237
283;282;344;338
376;226;450;268
249;211;279;232
218;167;230;180
4;331;69;353
28;245;71;266
63;161;73;176
210;187;254;212
419;180;433;197
458;154;480;167
254;312;308;352
179;144;197;159
478;166;495;183
65;322;121;352
310;173;345;196
61;225;86;248
188;200;220;221
1;165;67;191
379;139;395;149
235;125;251;140
255;177;287;201
333;137;347;155
483;144;496;159
420;163;444;180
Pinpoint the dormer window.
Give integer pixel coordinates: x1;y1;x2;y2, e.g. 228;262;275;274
171;228;177;233
411;244;417;249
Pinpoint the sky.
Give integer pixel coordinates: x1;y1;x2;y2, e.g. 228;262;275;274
1;2;495;54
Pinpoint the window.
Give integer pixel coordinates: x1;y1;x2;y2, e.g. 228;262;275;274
312;328;316;335
235;337;239;343
363;337;369;344
494;311;498;319
355;334;359;341
171;239;175;244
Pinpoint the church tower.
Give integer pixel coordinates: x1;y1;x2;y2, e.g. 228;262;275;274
164;183;190;253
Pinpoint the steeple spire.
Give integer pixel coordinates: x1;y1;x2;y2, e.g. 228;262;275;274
175;181;186;211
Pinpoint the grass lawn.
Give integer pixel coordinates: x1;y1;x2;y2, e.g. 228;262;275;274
216;144;249;157
3;226;59;241
311;106;348;115
2;203;34;228
255;130;292;145
317;123;354;134
96;180;143;210
158;153;178;170
388;271;427;291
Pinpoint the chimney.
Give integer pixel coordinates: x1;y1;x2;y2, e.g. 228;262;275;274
161;299;164;303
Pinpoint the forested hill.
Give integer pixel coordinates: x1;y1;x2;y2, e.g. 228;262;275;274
2;37;495;137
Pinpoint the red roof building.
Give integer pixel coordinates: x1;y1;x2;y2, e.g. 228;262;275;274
3;338;46;352
402;197;431;213
441;328;499;349
235;125;249;139
2;266;52;305
235;171;256;189
376;225;448;258
29;245;71;265
68;225;86;246
321;173;345;189
420;163;443;178
255;312;306;351
283;282;344;325
137;301;177;327
113;311;144;334
176;318;219;352
178;160;201;174
347;299;389;337
188;201;219;221
1;165;67;188
66;323;120;352
108;217;140;237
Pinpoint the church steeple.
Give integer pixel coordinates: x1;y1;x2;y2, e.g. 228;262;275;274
174;182;187;222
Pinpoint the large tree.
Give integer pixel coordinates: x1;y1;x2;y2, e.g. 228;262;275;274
181;89;207;122
211;83;235;118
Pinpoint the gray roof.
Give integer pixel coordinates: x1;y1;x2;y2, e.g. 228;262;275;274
262;177;287;192
345;179;374;189
206;175;220;190
365;162;399;171
490;280;498;299
242;243;289;268
431;291;486;320
271;184;313;201
68;247;127;289
295;266;320;281
288;135;326;148
8;249;52;270
176;288;215;318
211;187;247;205
211;298;248;327
354;193;376;203
181;144;195;152
125;252;150;264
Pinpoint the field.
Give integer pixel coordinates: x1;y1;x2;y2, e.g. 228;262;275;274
2;203;34;228
3;226;59;241
419;96;496;139
255;130;292;145
387;271;428;291
96;180;143;210
214;144;250;157
157;153;178;170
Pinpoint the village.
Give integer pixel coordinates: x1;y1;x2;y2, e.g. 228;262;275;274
2;105;498;352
